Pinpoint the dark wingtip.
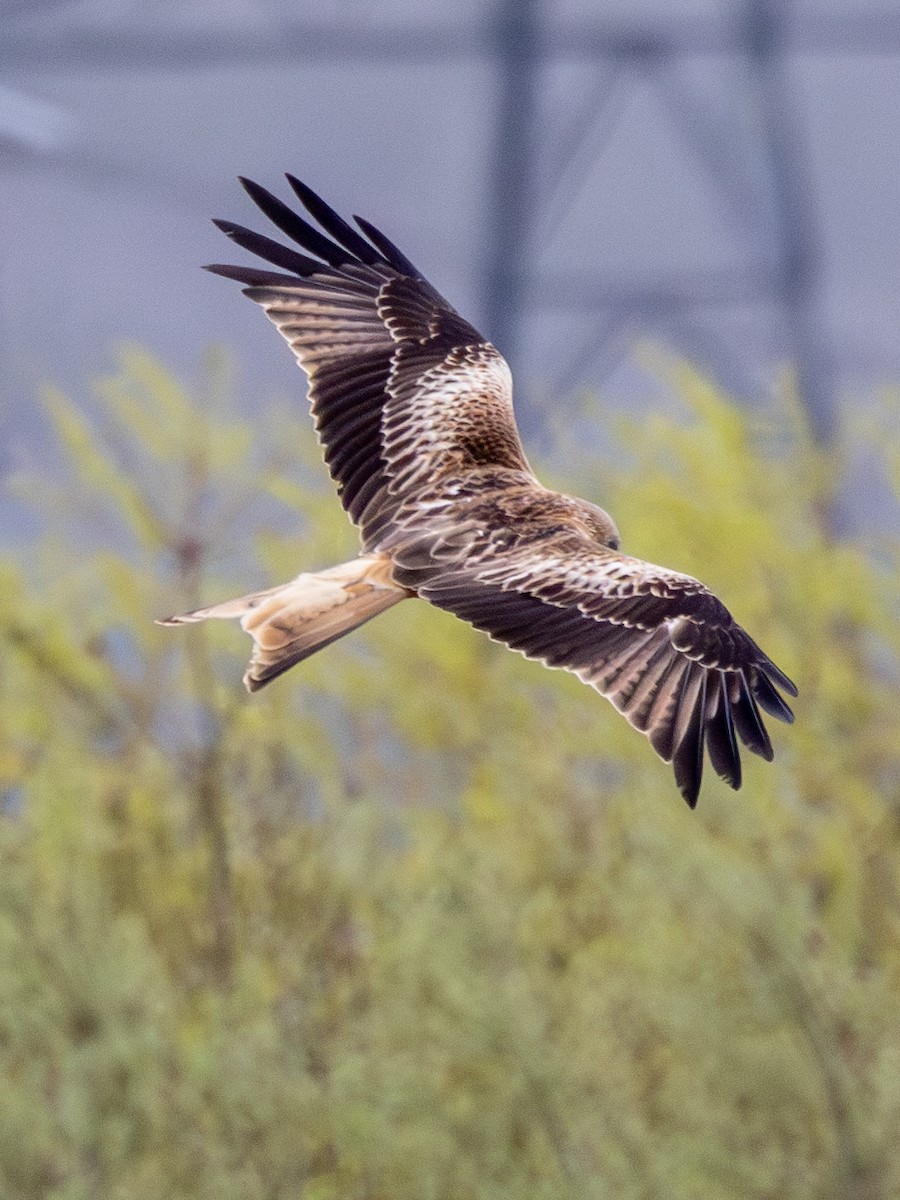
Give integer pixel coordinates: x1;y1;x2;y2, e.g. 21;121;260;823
237;176;275;212
672;672;707;809
211;218;325;277
286;173;385;266
705;675;742;790
731;672;774;761
682;783;700;810
284;174;331;218
753;669;796;724
354;214;423;277
763;663;798;698
202;262;299;286
237;176;349;267
284;173;313;200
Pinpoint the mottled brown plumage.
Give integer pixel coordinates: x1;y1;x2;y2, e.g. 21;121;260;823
159;174;797;807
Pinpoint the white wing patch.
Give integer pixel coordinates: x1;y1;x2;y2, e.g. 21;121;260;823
381;342;523;495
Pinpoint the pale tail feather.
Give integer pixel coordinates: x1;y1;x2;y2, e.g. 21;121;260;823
157;554;409;692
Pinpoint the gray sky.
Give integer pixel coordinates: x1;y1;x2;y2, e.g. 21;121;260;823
3;0;900;488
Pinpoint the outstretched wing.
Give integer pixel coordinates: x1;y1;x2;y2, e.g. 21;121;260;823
207;175;532;544
397;538;797;808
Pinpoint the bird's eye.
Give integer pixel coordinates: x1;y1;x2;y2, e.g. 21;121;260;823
608;537;620;552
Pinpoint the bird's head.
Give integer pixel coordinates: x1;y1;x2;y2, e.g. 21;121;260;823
575;499;621;552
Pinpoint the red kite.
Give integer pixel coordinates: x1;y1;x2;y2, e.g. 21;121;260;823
160;175;796;807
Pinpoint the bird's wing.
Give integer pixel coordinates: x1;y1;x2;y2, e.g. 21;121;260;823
398;538;796;807
206;176;532;544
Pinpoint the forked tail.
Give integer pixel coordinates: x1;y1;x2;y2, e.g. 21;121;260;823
157;554;409;691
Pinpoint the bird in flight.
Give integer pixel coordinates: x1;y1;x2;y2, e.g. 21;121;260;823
159;174;796;807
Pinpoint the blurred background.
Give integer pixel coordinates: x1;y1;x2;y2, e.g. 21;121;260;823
2;2;900;1198
5;0;900;461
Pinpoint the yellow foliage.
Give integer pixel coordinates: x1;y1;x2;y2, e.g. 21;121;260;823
0;347;898;1199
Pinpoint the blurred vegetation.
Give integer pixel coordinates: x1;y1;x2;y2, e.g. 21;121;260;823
1;345;898;1199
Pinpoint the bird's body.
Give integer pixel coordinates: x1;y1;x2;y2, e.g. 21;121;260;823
160;174;796;807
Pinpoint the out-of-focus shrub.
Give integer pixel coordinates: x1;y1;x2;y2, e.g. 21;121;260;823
0;348;897;1200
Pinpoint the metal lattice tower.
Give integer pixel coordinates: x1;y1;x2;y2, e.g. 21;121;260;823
5;0;900;446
